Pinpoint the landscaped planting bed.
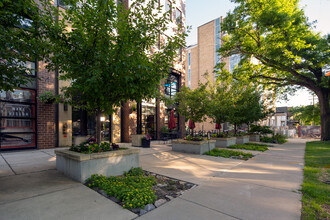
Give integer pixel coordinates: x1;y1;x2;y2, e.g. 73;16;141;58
228;143;269;152
86;168;196;216
204;148;253;160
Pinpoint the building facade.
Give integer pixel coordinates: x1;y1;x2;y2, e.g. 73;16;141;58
0;0;185;150
185;17;231;132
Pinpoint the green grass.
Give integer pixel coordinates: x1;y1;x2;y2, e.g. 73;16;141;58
204;148;253;160
228;144;268;152
301;141;330;220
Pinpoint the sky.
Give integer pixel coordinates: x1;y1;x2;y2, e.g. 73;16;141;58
185;0;330;107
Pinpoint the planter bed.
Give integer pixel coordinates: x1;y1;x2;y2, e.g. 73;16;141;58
55;148;140;183
236;135;250;144
86;168;196;216
249;134;260;142
213;137;236;148
172;139;216;154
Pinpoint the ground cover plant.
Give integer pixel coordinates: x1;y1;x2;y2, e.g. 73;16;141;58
86;168;157;209
301;141;330;219
204;148;253;160
86;168;196;215
261;134;288;144
228;144;268;152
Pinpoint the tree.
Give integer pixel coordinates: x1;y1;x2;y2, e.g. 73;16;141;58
173;84;209;136
217;0;330;140
290;104;321;126
228;86;267;134
0;0;46;91
208;78;268;134
40;0;185;143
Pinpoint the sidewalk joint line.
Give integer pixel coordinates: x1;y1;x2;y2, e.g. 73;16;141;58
0;153;17;175
178;197;242;220
0;184;80;206
40;150;55;157
0;168;56;179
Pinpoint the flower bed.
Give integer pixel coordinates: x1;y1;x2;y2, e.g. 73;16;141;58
86;168;196;216
172;139;216;154
204;148;253;160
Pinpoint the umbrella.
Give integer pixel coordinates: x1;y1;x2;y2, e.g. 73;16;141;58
188;119;195;129
215;123;221;130
168;110;176;130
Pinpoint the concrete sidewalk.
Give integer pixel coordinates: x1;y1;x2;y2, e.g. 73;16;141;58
0;139;307;220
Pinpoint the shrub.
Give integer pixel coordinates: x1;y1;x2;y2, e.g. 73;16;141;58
184;135;204;141
212;132;232;138
250;125;273;134
70;142;122;154
260;134;288;144
86;168;157;209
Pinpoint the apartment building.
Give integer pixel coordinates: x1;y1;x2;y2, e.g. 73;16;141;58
0;0;185;150
185;17;231;132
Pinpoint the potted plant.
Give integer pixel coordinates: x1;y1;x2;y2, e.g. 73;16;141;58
38;91;56;104
141;135;152;148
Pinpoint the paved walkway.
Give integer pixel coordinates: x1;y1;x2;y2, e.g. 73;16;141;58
0;139;307;220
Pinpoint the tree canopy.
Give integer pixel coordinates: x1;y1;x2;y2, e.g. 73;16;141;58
217;0;330;140
40;0;185;142
0;0;46;91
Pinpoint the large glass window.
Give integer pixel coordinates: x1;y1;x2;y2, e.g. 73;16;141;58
176;8;182;25
0;89;36;149
165;74;179;99
142;99;156;139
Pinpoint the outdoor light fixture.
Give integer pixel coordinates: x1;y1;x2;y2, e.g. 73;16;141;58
100;116;105;122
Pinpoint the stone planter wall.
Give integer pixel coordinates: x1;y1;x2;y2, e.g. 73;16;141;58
55;148;140;183
249;135;260;142
236;136;250;144
172;140;216;154
214;137;236;148
132;134;145;147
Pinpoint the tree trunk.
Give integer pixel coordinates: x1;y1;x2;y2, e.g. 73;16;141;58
95;111;101;144
234;123;237;135
317;91;330;141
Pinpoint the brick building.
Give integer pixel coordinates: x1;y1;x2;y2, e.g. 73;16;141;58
0;0;186;150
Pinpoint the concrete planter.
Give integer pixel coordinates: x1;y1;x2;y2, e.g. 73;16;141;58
172;139;216;154
249;134;260;142
55;148;140;183
132;134;145;147
236;136;250;144
213;137;236;148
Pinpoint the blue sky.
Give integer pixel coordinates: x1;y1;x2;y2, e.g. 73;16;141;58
185;0;330;107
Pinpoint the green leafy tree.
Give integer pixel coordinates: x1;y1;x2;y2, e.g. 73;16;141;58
217;0;330;140
208;78;268;134
227;83;267;134
174;84;209;136
290;104;321;125
0;0;46;91
40;0;185;143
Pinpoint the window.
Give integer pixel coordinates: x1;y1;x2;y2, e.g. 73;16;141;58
58;0;72;8
0;89;36;149
165;0;172;20
176;8;182;25
165;74;179;99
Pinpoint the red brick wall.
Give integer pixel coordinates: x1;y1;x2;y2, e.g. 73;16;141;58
37;60;55;149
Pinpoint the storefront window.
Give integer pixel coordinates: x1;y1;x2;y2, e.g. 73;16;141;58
0;89;36;149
